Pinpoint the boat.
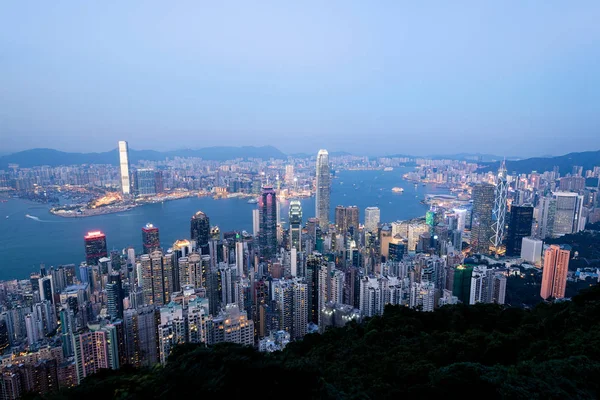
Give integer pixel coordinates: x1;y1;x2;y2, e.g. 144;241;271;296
392;187;404;193
247;198;258;204
384;167;394;172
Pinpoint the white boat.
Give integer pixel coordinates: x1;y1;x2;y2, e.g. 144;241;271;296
384;167;394;171
247;198;258;204
392;187;404;193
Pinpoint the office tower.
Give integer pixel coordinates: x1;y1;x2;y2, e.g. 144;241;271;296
118;141;131;196
133;168;157;196
521;237;543;265
315;149;330;230
335;206;359;237
540;245;570;300
364;207;380;234
537;196;556;239
154;170;164;194
470;184;495;254
452;265;473;304
136;305;160;366
0;320;9;353
505;205;534;257
552;192;585;237
191;211;210;254
306;253;325;324
491;161;508;254
289;200;302;252
38;276;54;304
252;209;260;238
259;186;278;257
141;223;160;254
84;231;107;265
106;273;124;320
207;304;254;346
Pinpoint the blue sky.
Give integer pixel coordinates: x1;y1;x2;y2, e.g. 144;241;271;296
1;1;599;156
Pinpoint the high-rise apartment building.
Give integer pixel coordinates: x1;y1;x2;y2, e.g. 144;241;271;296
289;200;302;252
364;207;380;234
140;251;173;306
84;231;108;265
259;186;277;257
470;184;495;254
118;141;131;196
505;205;533;256
540;245;570;300
315;149;330;230
142;223;160;254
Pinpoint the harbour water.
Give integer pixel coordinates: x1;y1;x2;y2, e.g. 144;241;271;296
0;168;449;280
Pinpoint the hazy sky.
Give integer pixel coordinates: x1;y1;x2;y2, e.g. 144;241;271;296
1;1;599;156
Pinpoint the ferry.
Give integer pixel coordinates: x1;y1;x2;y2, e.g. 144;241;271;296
247;198;258;204
391;187;404;193
384;167;394;172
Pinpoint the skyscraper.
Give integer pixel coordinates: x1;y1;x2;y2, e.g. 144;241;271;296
133;168;157;196
505;205;533;256
106;273;124;320
491;161;508;254
289;200;302;252
315;149;330;231
470;184;495;254
540;245;570;300
84;231;108;265
364;207;380;234
552;192;585;237
142;223;160;254
335;206;359;237
191;211;210;254
259;186;277;257
118;141;131;196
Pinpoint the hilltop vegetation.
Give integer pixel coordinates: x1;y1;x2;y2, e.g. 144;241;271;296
46;285;600;400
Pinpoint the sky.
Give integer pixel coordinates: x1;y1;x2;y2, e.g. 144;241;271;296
1;1;599;157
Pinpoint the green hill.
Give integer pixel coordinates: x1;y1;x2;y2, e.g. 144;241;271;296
45;285;600;399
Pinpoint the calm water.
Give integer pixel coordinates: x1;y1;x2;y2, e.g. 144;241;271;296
0;168;448;280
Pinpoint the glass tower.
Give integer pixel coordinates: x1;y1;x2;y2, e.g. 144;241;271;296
289;200;302;252
259;186;278;257
315;149;330;231
118;141;131;195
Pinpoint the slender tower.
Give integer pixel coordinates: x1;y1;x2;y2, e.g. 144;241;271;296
315;149;330;231
118;141;131;196
491;160;508;254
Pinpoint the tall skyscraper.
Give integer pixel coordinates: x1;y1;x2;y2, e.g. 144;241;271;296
505;205;533;256
289;200;302;252
335;206;359;237
491;161;508;254
364;207;380;233
142;223;160;254
133;168;157;196
106;273;124;320
84;231;108;265
191;211;210;254
118;141;131;196
315;149;330;231
140;251;173;306
259;186;277;257
552;192;585;237
252;208;260;238
470;184;495;254
540;245;570;300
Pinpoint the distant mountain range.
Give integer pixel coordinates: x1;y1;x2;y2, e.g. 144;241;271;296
0;146;287;168
482;150;600;174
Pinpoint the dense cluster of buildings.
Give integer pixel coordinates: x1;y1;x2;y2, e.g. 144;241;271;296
0;143;599;398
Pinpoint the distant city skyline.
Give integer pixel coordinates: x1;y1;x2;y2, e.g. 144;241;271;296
2;2;600;156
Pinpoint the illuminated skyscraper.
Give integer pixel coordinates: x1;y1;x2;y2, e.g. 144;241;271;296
470;184;495;254
289;200;302;252
133;168;157;196
491;161;508;254
540;245;570;300
142;223;160;254
118;141;131;195
259;186;278;257
315;149;330;230
191;211;210;254
335;205;359;237
364;207;380;233
84;231;108;265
